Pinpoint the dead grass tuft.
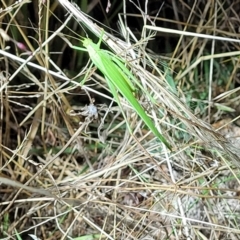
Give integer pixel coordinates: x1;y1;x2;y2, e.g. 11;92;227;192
1;0;240;239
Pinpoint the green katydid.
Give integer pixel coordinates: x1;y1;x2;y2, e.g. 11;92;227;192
65;31;172;150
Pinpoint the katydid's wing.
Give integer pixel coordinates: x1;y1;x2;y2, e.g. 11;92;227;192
110;54;158;105
101;56;171;150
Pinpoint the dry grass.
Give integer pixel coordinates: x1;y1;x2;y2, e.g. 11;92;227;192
1;0;240;239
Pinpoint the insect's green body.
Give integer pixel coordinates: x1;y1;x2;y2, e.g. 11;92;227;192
82;38;135;92
71;34;171;150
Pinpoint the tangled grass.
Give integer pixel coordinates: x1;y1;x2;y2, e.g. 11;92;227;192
1;0;240;239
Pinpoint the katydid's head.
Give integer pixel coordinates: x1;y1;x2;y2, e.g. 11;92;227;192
82;38;92;47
